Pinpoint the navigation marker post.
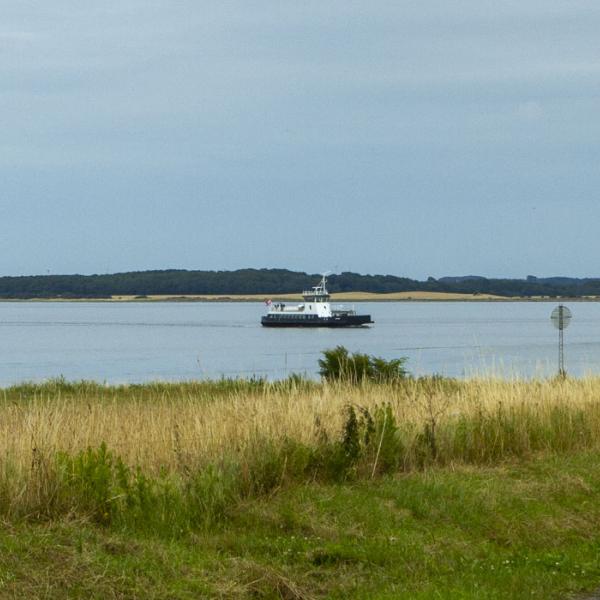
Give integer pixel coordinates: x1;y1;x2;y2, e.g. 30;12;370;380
550;305;572;377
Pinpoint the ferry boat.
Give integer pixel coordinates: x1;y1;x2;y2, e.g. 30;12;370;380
261;275;373;327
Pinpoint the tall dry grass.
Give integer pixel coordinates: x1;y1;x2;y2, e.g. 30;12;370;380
2;376;600;526
2;377;600;471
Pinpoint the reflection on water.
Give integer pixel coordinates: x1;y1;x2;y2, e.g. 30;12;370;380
0;301;599;385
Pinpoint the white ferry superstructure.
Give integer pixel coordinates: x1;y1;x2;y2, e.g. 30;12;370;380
261;275;373;327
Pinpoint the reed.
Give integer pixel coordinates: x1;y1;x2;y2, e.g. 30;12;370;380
2;375;600;527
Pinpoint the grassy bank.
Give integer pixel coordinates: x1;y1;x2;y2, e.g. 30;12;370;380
3;453;600;598
3;377;600;597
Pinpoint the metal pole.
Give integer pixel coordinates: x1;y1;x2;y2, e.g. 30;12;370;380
558;305;565;377
551;304;571;378
559;326;564;376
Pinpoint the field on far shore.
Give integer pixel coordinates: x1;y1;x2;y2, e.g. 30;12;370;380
111;292;529;302
106;291;597;302
109;291;507;301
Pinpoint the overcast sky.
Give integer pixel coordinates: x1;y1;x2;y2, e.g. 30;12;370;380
1;1;599;278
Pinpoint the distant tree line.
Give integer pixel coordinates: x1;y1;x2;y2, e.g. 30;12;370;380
0;269;599;298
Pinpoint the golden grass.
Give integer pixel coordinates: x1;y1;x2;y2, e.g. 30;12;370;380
4;377;600;478
329;291;505;300
109;291;506;301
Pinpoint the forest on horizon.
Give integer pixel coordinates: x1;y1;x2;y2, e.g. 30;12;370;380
0;269;599;299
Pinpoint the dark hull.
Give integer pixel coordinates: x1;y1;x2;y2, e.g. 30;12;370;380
261;314;373;328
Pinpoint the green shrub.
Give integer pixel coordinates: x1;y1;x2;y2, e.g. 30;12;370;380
318;346;409;383
57;442;116;525
370;404;404;474
56;444;241;536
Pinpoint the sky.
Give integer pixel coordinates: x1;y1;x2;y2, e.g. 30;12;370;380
1;1;599;279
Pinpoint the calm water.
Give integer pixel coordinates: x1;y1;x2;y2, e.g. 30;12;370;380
0;301;599;385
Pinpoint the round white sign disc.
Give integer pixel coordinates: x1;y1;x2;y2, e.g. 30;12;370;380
551;305;572;330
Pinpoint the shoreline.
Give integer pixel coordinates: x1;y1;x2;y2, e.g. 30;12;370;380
1;292;599;303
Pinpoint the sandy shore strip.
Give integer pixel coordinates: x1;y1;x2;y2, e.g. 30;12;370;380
108;291;598;302
2;292;599;302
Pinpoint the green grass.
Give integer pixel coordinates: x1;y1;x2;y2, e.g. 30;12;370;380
3;451;600;598
0;374;317;404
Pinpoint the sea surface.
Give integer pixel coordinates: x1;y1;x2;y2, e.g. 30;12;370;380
0;301;599;385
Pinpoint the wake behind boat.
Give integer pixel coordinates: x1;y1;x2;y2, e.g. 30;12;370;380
261;275;373;328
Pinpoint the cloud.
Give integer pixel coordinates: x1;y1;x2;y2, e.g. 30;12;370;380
516;101;544;120
1;1;600;276
0;31;35;40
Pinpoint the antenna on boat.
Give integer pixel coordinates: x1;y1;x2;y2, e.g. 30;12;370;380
320;270;332;291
